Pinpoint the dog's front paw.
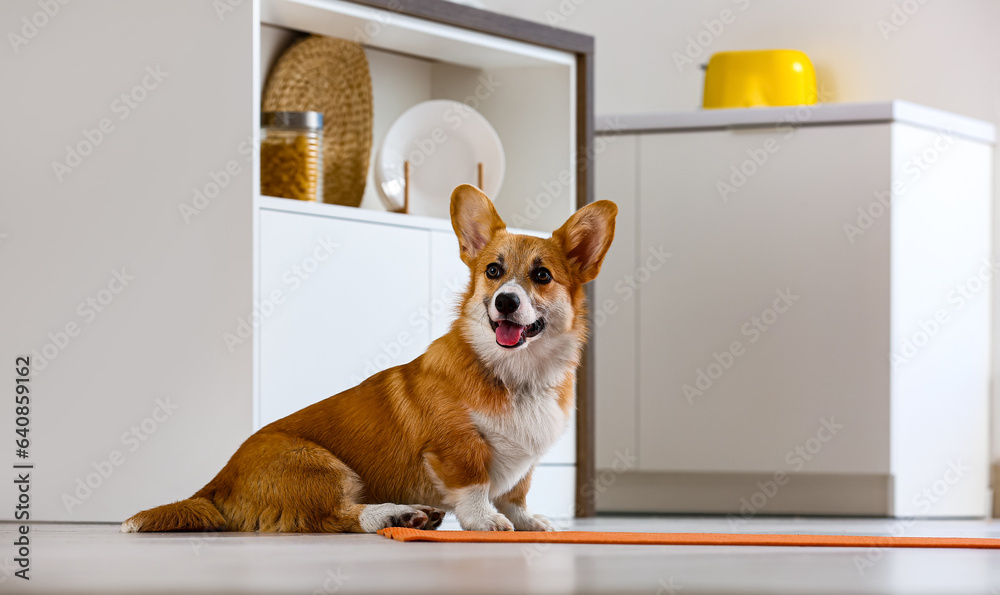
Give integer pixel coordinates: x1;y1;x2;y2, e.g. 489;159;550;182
359;503;445;533
409;505;446;530
498;504;557;531
519;513;555;532
462;512;514;531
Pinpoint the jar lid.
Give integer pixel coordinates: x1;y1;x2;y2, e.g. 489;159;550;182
261;111;324;130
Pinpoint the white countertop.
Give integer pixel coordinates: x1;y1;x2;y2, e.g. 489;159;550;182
596;100;996;144
258;195;547;237
260;194;455;232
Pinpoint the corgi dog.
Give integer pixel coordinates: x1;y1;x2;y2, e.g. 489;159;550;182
122;185;616;533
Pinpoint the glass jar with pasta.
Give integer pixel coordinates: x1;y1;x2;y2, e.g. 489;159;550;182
260;111;323;202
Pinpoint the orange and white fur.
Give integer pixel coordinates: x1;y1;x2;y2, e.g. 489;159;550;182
122;185;616;533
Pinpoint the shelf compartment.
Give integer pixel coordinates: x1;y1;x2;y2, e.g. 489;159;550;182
258;3;577;234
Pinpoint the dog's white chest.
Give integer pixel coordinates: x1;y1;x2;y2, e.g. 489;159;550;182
471;388;568;498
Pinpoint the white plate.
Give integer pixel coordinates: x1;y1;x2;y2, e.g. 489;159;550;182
375;100;504;218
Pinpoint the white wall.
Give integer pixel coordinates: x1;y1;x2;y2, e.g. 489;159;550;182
478;0;1000;471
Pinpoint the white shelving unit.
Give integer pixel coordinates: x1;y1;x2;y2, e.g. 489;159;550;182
1;0;592;523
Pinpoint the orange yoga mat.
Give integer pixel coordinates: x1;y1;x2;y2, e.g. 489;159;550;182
377;528;1000;549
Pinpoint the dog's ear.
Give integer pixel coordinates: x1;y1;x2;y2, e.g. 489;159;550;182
552;200;617;283
450;184;506;266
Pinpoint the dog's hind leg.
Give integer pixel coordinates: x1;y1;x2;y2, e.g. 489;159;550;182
210;432;443;533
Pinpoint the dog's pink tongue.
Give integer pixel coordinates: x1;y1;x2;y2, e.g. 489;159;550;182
496;320;525;346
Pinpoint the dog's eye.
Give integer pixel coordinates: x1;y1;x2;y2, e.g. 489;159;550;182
532;268;552;284
486;263;503;279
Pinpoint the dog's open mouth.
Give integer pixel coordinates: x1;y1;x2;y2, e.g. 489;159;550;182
490;318;545;348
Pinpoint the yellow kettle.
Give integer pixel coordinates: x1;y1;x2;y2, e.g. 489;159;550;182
703;50;817;109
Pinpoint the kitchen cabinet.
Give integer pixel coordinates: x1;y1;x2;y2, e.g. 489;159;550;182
593;134;638;469
259;208;432;424
594;101;995;517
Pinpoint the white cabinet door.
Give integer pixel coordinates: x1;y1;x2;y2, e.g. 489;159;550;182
593;134;639;470
637;125;891;475
887;124;993;517
259;210;431;426
429;231;471;341
527;465;576;519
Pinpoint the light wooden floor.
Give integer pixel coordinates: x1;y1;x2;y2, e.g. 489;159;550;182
2;516;999;594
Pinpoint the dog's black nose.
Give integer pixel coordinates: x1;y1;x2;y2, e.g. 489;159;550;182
495;292;520;314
